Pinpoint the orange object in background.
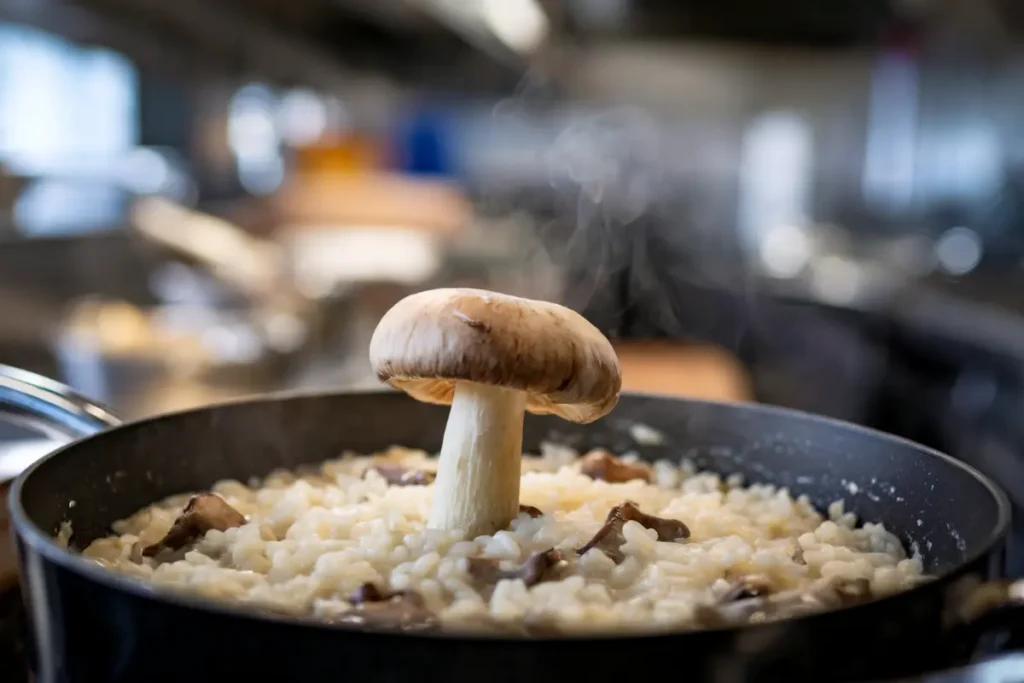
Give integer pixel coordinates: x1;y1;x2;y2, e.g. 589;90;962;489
272;171;470;237
614;341;753;403
294;135;384;175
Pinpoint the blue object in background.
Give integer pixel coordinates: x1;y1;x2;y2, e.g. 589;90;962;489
397;107;455;178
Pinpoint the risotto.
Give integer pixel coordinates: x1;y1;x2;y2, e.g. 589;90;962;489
81;445;928;635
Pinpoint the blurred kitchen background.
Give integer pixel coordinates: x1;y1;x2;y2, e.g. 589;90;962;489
1;0;1024;564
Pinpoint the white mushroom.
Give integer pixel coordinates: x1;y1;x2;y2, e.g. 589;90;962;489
369;288;621;537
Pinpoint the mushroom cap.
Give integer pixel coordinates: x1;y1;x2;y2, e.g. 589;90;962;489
369;288;621;423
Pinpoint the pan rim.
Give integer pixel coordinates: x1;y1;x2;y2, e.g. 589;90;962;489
7;389;1014;643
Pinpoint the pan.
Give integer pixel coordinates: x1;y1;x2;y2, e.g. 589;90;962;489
3;363;1023;683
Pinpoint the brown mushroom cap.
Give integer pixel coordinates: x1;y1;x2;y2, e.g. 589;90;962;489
369;288;621;423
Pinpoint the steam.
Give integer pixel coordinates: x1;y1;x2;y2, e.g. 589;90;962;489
492;75;752;342
540;107;664;322
546;106;664;228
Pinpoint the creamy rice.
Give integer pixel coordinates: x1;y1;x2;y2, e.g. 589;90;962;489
82;445;928;635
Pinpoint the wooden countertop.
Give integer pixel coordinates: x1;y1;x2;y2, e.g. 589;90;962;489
614;341;753;403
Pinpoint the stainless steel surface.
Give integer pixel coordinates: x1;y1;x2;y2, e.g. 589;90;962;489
0;363;121;483
0;364;121;441
0;441;58;484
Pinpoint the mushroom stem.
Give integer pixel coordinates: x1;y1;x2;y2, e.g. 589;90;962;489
428;382;526;537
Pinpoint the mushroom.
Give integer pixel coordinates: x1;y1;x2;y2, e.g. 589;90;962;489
333;583;438;632
141;493;246;558
370;288;621;537
518;504;544;519
366;464;436;487
466;548;565;589
718;574;776;603
577;501;690;563
695;577;875;628
579;449;652;483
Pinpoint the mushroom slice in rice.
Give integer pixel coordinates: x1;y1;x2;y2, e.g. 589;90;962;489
579;449;652;483
332;583;439;632
141;493;246;558
577;501;690;563
366;463;436;487
517;504;544;519
718;575;777;603
466;548;565;590
696;577;876;627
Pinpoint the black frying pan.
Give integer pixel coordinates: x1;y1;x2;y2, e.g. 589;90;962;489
3;364;1022;683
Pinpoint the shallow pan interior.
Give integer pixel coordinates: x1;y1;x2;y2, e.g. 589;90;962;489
15;390;1009;576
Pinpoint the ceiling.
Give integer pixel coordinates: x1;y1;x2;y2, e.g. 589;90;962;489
3;0;1018;93
565;0;899;47
3;0;520;92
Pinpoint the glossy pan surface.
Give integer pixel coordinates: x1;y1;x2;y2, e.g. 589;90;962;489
10;390;1015;683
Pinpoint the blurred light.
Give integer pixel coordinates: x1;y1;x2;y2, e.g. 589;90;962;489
228;83;279;163
261;312;307;352
738;112;811;254
277;89;328;147
0;24;138;173
149;263;216;305
119;147;171;194
810;255;864;305
229;109;278;160
862;49;918;212
758;224;811;279
14;179;122;236
478;0;548;54
935;226;982;276
229;83;284;195
119;147;194;202
201;325;262;364
238;154;285;195
92;301;151;352
287;226;442;297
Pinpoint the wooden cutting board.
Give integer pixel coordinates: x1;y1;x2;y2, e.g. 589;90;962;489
614;341;753;403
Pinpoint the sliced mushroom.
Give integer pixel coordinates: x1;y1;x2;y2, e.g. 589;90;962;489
695;577;875;628
370;288;621;538
332;583;438;632
466;549;565;589
576;501;690;563
579;450;652;483
719;575;776;603
366;464;436;487
696;588;819;628
141;493;246;558
518;504;544;518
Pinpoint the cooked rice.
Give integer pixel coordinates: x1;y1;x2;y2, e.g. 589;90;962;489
81;445;927;634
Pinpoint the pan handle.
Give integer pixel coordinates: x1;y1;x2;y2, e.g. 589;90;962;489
947;577;1024;652
0;364;122;440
